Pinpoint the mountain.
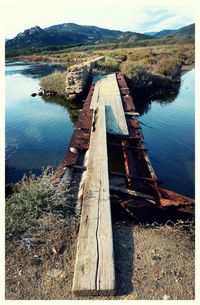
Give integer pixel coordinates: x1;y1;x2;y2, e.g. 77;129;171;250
5;22;194;52
6;25;89;49
174;23;195;36
154;29;175;38
44;23;122;40
145;23;195;38
6;23;123;50
5;23;153;50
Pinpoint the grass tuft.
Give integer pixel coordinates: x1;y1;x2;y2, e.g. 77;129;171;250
6;168;78;235
152;57;181;79
40;70;68;97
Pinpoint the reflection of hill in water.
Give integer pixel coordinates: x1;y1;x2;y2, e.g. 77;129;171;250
42;79;181;121
132;84;180;115
41;95;83;125
21;63;66;79
6;61;66;78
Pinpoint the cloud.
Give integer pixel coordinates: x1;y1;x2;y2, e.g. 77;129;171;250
130;5;194;32
3;0;195;38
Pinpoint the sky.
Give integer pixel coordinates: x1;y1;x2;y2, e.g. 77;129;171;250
2;0;196;39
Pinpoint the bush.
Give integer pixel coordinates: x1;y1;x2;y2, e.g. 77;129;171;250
120;61;149;80
6;170;77;234
109;51;127;62
153;57;181;79
40;70;68;97
95;57;120;73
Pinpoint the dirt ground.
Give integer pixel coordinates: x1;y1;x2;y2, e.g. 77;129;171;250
5;212;195;300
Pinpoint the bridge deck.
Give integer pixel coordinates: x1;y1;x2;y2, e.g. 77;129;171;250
90;73;128;135
72;103;115;295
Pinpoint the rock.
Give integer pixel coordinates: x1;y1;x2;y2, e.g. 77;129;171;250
163;295;172;300
5;183;15;197
68;94;76;101
31;256;43;266
31;93;37;97
47;268;65;278
51;247;57;255
152;255;161;261
38;91;43;96
70;147;79;155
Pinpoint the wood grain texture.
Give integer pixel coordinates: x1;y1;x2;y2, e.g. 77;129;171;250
72;104;115;296
90;73;128;135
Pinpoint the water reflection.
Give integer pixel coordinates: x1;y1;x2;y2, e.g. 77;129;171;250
20;63;66;78
138;69;194;197
41;95;83;125
5;61;66;78
131;84;180;115
6;61;75;184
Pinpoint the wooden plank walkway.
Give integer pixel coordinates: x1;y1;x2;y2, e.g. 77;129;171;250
72;103;115;296
90;73;128;136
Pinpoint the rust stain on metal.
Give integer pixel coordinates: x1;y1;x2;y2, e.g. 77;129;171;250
55;83;94;179
126;117;141;129
116;72;194;209
55;72;194;211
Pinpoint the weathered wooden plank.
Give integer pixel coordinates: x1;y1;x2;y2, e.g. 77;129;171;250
90;81;99;110
90;74;128;135
72;104;115;296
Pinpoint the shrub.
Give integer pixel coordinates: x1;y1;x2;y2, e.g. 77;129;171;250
153;57;181;79
40;70;68;97
120;61;148;79
6;170;78;234
95;57;120;73
109;51;127;62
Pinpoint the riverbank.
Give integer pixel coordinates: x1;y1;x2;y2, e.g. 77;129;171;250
37;43;194;101
5;174;195;300
5;173;194;300
6;52;194;300
5;66;195;299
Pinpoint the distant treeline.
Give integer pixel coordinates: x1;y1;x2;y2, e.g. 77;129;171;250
5;35;194;58
5;43;82;57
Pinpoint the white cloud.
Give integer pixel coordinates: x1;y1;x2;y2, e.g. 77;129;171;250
2;0;196;38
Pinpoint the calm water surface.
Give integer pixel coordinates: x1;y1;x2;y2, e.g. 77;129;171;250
138;69;195;197
5;62;194;197
6;61;80;183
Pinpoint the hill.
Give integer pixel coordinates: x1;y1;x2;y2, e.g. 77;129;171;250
145;23;195;38
5;22;195;55
5;23;153;51
6;23;124;50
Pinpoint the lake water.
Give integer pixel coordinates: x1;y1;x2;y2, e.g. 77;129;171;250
5;62;195;198
5;61;81;183
138;69;195;198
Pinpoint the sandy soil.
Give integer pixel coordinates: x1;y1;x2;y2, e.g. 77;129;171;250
5;213;195;300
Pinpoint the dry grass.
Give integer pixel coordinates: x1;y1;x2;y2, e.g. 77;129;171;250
5;220;195;300
40;70;68;97
38;43;194;97
5;169;194;300
6;169;78;235
95;57;120;74
5;213;78;300
152;57;181;79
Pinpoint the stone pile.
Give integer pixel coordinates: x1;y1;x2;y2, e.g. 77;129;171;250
65;56;104;100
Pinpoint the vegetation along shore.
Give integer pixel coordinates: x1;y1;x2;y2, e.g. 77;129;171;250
5;21;195;300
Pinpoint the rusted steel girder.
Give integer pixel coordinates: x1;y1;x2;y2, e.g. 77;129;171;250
116;72;162;204
55;84;94;179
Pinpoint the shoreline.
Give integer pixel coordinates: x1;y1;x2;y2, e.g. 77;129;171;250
181;63;195;75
